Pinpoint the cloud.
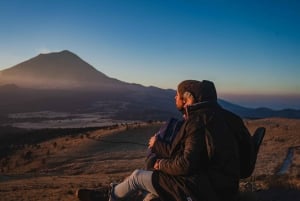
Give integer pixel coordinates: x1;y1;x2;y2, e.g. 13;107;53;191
36;48;52;54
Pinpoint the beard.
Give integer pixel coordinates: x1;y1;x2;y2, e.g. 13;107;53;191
176;105;185;114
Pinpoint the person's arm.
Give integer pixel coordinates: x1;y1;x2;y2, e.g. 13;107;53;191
149;135;173;158
150;122;186;158
154;122;207;175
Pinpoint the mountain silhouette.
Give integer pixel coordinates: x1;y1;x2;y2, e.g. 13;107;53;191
0;51;177;120
0;50;124;90
0;50;299;120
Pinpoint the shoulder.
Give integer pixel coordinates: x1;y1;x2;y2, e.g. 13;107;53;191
184;114;206;133
220;108;244;123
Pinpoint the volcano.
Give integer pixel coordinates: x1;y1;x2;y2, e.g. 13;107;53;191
0;50;125;90
0;50;299;120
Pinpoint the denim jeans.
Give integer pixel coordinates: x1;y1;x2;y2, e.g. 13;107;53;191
113;169;159;201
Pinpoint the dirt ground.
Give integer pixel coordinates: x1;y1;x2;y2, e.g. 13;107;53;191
0;118;299;201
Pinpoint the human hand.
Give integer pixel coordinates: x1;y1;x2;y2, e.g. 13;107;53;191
148;135;157;148
154;159;161;170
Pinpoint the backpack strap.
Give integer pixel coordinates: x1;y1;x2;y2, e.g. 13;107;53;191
251;127;266;165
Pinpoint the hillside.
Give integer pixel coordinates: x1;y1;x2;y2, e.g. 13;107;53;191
0;50;299;121
0;118;299;201
0;50;123;90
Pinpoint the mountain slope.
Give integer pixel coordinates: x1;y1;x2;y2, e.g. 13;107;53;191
218;99;300;119
0;50;123;89
0;50;299;120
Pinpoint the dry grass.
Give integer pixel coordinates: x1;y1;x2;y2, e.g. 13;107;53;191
0;118;300;201
0;123;160;201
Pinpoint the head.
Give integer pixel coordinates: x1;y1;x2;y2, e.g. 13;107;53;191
175;80;217;111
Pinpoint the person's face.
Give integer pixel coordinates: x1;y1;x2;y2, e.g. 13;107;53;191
175;91;184;111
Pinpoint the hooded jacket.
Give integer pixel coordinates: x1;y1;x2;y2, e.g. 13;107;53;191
151;81;243;201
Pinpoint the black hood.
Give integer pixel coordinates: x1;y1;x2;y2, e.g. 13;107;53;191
200;80;217;102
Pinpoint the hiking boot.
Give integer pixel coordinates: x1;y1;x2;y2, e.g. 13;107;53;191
76;188;107;201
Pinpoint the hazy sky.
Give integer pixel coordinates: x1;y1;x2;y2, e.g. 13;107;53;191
0;0;299;109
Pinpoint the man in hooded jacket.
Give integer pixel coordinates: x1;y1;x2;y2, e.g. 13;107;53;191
149;80;242;201
77;79;249;201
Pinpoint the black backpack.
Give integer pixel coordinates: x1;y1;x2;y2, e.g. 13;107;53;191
206;109;266;179
242;126;265;178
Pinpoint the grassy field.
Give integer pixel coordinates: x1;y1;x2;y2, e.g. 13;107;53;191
0;118;299;201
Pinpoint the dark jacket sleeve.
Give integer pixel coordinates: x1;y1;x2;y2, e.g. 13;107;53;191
151;121;187;158
151;137;174;158
156;121;207;176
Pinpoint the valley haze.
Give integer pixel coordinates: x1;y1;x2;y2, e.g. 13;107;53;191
0;50;299;129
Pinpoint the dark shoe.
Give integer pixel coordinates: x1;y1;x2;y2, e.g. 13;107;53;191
76;188;107;201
